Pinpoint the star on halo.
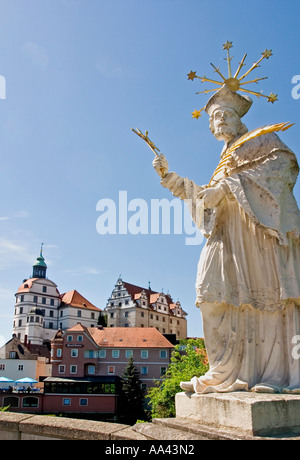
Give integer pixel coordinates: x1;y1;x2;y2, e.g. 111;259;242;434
188;41;278;119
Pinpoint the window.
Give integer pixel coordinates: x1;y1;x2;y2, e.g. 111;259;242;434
91;313;95;319
0;364;5;370
141;366;148;375
99;350;106;358
87;365;95;375
80;398;88;406
18;365;24;371
33;296;38;303
49;322;53;329
58;365;65;374
71;349;78;358
3;396;18;408
23;397;38;408
141;312;144;317
63;398;71;406
70;365;77;374
50;299;55;306
77;335;83;342
77;310;81;318
84;350;97;358
160;350;168;359
141;350;148;359
108;366;115;375
20;307;23;314
112;350;119;359
161;367;167;376
57;348;62;358
42;286;47;293
50;310;54;317
21;295;24;302
42;297;46;305
9;352;16;359
124;311;129;317
125;350;133;358
67;335;73;342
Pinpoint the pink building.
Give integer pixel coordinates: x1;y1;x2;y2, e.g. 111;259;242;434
24;325;174;415
50;324;174;390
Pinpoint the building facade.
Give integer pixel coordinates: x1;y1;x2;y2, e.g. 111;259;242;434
12;248;102;347
0;336;51;389
104;277;188;340
50;324;174;391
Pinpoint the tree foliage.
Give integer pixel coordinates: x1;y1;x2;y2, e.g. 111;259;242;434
147;338;209;419
119;356;146;424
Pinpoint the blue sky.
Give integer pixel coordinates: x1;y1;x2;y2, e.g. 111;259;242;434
0;0;300;345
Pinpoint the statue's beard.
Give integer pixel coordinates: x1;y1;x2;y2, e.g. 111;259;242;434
214;125;237;143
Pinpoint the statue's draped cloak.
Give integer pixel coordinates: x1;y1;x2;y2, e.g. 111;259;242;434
161;132;300;393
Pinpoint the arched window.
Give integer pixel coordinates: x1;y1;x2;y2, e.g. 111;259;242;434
3;396;19;408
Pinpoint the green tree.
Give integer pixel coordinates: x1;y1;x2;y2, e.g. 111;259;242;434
119;357;146;424
147;338;209;419
98;312;107;327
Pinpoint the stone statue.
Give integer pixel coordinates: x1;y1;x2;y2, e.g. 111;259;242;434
153;83;300;394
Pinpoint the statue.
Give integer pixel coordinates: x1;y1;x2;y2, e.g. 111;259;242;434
133;43;300;394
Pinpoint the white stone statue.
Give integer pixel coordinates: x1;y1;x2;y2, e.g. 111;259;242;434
153;85;300;394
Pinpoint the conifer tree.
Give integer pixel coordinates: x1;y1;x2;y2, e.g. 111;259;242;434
120;356;145;424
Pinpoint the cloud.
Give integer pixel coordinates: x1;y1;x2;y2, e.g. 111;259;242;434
21;42;49;71
13;211;30;219
0;211;29;221
0;238;34;269
61;266;101;276
96;58;127;79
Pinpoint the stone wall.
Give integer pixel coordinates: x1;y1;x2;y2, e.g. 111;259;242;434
0;412;147;440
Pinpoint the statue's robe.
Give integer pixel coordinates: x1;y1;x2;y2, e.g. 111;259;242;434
161;132;300;393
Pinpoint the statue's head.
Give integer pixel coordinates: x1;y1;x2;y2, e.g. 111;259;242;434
205;86;252;143
209;107;248;142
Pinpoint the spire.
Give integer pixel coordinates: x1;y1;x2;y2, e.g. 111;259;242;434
32;243;47;279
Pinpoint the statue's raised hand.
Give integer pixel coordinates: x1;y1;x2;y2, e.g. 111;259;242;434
153;153;169;178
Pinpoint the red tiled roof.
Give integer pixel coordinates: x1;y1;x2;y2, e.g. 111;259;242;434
123;281;174;305
60;290;101;312
68;325;174;348
17;278;38;293
17;278;60;296
123;281;156;299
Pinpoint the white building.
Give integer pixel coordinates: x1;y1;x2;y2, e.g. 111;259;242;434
104;277;188;339
12;247;102;347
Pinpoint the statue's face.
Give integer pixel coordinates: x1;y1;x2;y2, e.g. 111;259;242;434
211;107;240;142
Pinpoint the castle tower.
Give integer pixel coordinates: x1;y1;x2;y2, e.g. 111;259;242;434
32;244;47;279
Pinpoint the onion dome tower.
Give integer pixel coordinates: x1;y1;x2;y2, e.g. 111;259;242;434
32;243;47;279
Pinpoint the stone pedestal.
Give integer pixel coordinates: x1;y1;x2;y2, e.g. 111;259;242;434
175;391;300;437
